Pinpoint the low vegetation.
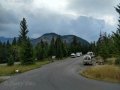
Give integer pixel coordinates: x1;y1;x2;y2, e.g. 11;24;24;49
82;65;120;83
95;56;116;65
0;78;5;83
0;60;50;76
81;56;120;83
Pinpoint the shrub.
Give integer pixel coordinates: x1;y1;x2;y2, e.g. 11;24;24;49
115;57;120;66
7;55;14;66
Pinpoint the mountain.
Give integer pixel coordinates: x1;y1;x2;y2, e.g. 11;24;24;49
0;37;34;44
0;37;14;44
31;33;90;45
0;33;90;45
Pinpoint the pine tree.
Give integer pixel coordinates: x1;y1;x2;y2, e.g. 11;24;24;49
18;18;29;45
113;3;120;66
6;40;12;61
48;37;55;58
19;39;35;65
0;42;7;63
56;42;63;59
62;40;67;57
72;36;77;46
35;40;48;61
36;44;44;60
55;36;63;59
12;37;17;46
6;40;11;49
11;45;20;62
7;55;14;66
99;42;109;62
0;41;3;63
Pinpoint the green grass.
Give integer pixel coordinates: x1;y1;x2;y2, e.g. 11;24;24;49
0;60;50;76
106;58;116;65
0;78;5;83
81;65;120;83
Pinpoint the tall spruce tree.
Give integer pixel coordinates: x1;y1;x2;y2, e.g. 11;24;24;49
113;3;120;66
18;18;35;65
55;36;63;59
18;18;29;45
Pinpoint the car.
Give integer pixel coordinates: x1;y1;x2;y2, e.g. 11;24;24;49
71;53;76;58
83;55;92;65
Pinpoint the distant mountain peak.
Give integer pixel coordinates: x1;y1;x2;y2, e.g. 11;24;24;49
0;33;90;45
43;32;59;36
31;32;90;45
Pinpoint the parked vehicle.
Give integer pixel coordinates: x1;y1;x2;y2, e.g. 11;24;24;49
87;52;95;58
80;52;82;56
83;55;92;65
71;53;76;58
76;52;81;57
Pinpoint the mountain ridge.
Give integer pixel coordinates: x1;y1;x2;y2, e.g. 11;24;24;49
0;32;90;45
31;32;90;45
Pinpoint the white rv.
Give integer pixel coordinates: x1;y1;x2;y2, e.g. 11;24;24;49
83;55;92;65
87;52;95;58
76;52;81;57
71;53;76;58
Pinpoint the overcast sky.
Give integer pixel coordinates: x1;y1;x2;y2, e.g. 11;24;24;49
0;0;120;42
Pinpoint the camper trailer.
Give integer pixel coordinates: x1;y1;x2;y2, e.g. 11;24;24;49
83;55;92;65
87;52;95;58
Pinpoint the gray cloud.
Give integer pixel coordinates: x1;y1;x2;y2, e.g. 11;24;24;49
0;0;119;42
68;0;119;15
0;5;19;24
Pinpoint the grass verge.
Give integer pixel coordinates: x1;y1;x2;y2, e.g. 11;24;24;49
81;65;120;83
106;58;116;65
0;78;5;83
0;60;50;76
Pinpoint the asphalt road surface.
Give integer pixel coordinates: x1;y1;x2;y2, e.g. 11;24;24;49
0;56;120;90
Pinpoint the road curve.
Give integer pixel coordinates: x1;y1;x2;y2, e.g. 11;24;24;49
0;56;120;90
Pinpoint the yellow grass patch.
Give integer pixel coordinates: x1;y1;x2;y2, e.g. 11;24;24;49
82;65;120;83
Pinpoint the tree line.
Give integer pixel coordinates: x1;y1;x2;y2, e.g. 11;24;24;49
88;4;120;66
0;18;91;65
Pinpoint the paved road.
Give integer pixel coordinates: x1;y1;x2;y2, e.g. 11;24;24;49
0;56;120;90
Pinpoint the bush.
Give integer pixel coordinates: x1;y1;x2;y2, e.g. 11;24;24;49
7;55;14;66
115;57;120;66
